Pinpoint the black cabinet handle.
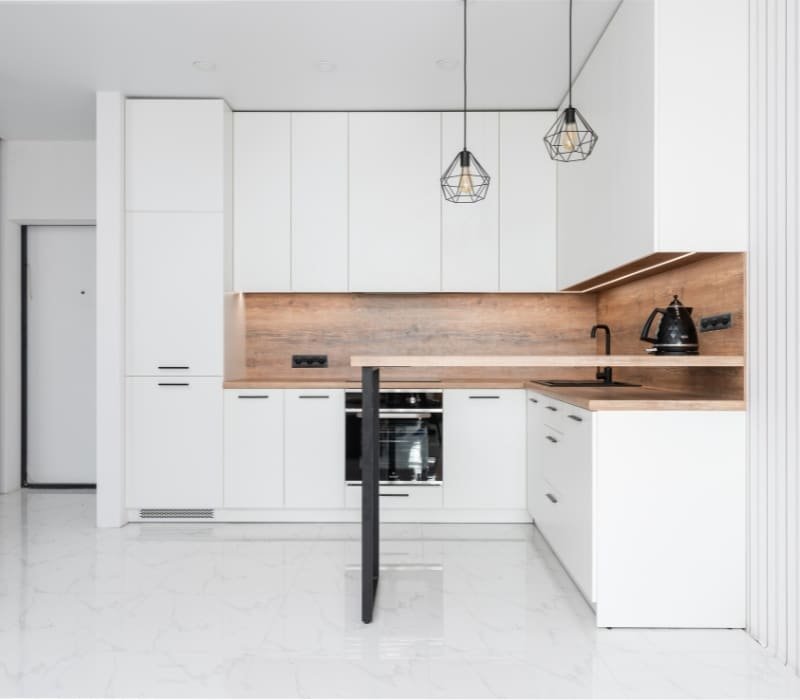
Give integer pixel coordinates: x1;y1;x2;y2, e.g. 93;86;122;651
568;414;583;422
469;395;500;400
158;382;189;387
546;406;558;412
380;493;410;497
238;394;269;399
299;395;330;399
157;365;189;370
529;397;539;403
545;435;558;443
546;493;558;503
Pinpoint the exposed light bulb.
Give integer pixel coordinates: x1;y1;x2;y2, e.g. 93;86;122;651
457;166;475;196
561;119;579;152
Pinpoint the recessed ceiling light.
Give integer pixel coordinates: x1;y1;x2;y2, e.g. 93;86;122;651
192;59;217;73
435;58;459;71
316;60;337;73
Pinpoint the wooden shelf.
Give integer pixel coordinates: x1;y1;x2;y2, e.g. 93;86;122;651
350;355;745;368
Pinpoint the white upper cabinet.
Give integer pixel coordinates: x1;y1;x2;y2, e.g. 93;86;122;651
233;112;292;291
499;112;558;292
557;0;748;289
291;113;349;291
126;212;223;376
441;112;499;292
126;99;228;212
349;113;442;292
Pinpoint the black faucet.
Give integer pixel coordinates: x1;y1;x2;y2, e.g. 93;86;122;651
590;324;613;384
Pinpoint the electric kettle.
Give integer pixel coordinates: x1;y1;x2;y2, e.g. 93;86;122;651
639;295;699;355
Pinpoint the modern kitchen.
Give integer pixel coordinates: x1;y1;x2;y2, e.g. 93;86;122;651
0;0;799;698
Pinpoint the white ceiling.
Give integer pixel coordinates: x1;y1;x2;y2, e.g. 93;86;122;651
0;0;621;140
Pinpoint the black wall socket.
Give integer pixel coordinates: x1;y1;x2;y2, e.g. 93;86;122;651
292;354;329;368
699;313;733;332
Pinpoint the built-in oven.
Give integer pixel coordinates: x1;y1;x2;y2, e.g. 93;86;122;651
345;390;443;483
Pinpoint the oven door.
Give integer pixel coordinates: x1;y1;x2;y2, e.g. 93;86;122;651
345;411;442;483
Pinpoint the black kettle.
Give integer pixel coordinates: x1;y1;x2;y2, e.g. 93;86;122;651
640;295;699;355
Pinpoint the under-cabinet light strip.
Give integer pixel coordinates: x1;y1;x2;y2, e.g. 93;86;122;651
578;252;697;293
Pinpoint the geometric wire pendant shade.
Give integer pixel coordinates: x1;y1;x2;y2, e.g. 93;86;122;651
441;149;490;203
543;0;598;162
441;0;490;203
543;106;598;162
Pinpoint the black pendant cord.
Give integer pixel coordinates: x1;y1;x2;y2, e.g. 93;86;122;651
568;0;573;108
463;0;468;151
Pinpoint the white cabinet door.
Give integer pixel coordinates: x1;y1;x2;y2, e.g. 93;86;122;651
126;212;223;376
126;377;222;508
233;112;291;291
291;113;349;291
349;113;442;292
525;391;545;521
441;112;499;291
223;389;284;509
125;99;227;212
499;112;557;292
284;389;345;508
443;390;526;509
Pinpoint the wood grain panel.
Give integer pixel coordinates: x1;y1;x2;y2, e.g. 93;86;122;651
595;253;745;398
240;293;599;382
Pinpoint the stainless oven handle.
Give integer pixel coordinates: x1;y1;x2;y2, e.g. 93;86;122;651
350;412;433;419
345;409;441;416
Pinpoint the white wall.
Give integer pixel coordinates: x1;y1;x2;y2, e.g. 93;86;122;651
0;139;96;493
748;0;800;677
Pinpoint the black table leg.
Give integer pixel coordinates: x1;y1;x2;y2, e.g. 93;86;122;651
361;366;380;623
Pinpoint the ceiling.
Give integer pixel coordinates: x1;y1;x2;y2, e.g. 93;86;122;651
0;0;621;140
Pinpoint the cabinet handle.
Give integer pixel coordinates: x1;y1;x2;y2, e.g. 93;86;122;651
299;395;330;399
529;397;539;403
380;493;410;497
546;405;558;412
158;382;189;387
546;493;558;503
567;414;583;422
545;435;558;443
157;365;189;370
469;395;500;400
238;394;269;399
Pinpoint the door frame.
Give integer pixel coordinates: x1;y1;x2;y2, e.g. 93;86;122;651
20;224;97;489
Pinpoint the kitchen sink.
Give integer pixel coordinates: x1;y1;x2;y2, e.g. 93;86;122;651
533;379;641;388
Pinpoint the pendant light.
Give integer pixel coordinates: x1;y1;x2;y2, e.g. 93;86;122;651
543;0;598;161
441;0;490;203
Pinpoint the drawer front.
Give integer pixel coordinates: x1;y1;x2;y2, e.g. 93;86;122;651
345;484;443;509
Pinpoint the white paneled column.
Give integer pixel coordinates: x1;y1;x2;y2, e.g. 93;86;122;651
95;92;127;527
748;0;800;675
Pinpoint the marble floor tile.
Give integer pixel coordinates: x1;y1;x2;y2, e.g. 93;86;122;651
0;490;799;698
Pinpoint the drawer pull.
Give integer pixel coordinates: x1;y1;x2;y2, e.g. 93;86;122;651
545;435;558;443
546;493;558;503
469;395;500;400
238;394;269;399
567;414;583;422
157;365;189;370
380;493;410;497
299;395;330;399
158;382;189;387
529;397;539;403
546;405;558;412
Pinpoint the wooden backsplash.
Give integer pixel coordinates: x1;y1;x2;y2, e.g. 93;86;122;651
596;253;745;398
240;293;598;381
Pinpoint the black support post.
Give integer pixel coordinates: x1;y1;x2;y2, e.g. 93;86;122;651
361;366;380;623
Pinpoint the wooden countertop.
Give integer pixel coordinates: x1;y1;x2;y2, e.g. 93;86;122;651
350;354;745;368
223;378;744;410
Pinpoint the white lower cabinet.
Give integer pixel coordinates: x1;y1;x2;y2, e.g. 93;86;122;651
223;389;284;508
284;389;345;508
126;377;223;509
527;391;745;628
443;390;526;510
345;484;443;509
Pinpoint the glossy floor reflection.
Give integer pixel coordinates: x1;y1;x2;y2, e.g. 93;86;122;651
1;491;799;698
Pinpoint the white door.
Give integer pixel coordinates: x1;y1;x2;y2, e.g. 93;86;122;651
25;225;96;484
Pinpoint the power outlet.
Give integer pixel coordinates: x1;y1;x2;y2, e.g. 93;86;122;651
292;354;329;368
699;313;733;333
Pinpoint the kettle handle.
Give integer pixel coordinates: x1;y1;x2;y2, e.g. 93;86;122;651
640;308;665;344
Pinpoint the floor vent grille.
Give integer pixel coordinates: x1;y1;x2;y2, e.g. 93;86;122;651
139;509;215;519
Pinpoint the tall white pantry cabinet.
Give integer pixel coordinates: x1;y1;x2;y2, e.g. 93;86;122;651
124;99;232;511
